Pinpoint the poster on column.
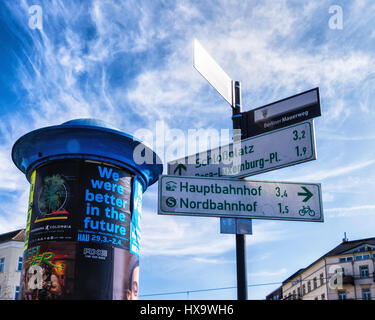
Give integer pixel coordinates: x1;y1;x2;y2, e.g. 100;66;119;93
77;161;132;250
25;160;80;248
22;159;139;299
21;241;76;300
130;178;142;257
25;160;133;250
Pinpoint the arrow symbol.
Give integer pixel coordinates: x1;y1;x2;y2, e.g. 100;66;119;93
173;163;187;175
298;187;313;202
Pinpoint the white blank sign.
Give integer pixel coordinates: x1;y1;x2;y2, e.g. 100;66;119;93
193;39;233;106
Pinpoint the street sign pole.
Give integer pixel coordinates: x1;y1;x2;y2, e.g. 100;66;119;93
236;233;247;300
232;80;248;300
194;40;249;299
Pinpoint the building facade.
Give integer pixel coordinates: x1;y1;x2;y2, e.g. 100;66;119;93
267;237;375;300
0;229;24;300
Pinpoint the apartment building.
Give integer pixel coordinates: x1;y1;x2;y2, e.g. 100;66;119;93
267;236;375;300
0;229;24;300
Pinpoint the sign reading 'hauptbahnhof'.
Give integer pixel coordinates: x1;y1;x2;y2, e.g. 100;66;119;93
159;175;323;222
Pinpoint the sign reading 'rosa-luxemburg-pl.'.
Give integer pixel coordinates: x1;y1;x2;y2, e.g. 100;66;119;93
168;121;316;179
158;175;323;222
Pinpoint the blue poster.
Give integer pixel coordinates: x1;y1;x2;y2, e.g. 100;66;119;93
130;178;142;257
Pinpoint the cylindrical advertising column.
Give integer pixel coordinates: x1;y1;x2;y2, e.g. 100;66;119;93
12;119;162;300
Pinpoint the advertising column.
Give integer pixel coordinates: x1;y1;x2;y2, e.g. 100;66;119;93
12;119;162;300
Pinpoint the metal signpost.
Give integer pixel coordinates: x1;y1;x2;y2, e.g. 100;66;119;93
230;80;248;300
163;39;323;300
159;175;323;222
194;39;251;299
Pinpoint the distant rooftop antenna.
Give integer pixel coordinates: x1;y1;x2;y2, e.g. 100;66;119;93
343;232;348;242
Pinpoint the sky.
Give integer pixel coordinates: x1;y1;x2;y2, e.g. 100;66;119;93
1;0;375;300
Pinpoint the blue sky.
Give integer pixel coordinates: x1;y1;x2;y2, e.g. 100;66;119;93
1;0;375;299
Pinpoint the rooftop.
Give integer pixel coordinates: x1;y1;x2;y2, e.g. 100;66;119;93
282;236;375;284
0;229;25;243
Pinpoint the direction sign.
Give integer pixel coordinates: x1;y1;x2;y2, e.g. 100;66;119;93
168;120;316;179
158;175;323;222
239;88;321;139
193;39;233;106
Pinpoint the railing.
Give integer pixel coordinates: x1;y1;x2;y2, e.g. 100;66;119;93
342;275;354;285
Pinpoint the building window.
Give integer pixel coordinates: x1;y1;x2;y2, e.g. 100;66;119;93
360;265;369;278
356;255;363;261
17;257;23;271
320;273;324;286
313;277;317;289
339;257;346;262
0;258;4;272
307;281;311;292
362;288;371;300
14;286;20;300
321;293;325;300
363;254;370;260
346;256;353;261
338;290;346;300
302;284;306;295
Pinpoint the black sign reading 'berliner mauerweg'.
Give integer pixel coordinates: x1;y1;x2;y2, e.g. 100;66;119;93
238;87;321;139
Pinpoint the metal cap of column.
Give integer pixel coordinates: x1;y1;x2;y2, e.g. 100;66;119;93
11;118;163;190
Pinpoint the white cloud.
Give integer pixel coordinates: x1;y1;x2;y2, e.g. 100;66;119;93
296;159;375;182
0;148;25;192
4;0;374;143
0;187;29;234
249;268;288;278
140;209;288;257
122;1;375;134
191;257;234;264
319;133;375;141
140;210;234;257
325;205;375;218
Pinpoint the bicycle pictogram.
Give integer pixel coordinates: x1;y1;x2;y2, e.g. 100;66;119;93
298;205;315;216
